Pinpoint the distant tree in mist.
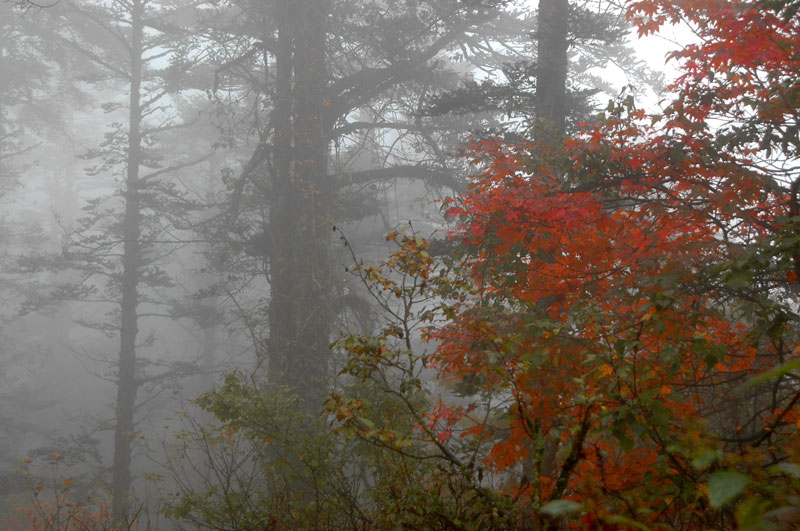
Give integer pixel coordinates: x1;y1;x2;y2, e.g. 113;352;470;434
13;0;217;519
191;0;656;416
0;0;663;526
160;0;660;527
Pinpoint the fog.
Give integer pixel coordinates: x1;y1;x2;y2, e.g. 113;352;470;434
0;0;664;527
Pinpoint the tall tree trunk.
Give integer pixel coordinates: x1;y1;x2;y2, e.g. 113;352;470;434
268;0;332;413
112;0;144;518
267;0;297;396
524;0;570;518
534;0;569;151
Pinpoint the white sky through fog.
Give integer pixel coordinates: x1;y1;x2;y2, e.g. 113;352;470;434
523;0;696;111
632;21;699;111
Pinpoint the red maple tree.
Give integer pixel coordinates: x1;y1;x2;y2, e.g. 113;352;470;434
431;0;800;527
332;0;800;528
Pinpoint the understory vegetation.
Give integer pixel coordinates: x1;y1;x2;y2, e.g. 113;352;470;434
3;0;800;529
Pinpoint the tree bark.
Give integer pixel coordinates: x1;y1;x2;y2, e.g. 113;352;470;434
267;0;333;413
112;0;144;518
522;1;570;519
534;0;569;151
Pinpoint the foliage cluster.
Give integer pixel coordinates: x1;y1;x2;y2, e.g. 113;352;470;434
158;0;800;528
330;0;800;528
11;0;800;529
12;455;120;531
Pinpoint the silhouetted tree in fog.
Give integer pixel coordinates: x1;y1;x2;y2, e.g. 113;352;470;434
31;0;213;518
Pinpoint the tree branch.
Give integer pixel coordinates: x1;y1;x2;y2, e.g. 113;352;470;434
334;165;464;193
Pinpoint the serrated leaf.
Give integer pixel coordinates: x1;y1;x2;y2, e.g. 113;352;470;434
541;499;582;516
774;462;800;479
691;447;719;470
725;269;751;289
740;358;800;389
708;470;749;508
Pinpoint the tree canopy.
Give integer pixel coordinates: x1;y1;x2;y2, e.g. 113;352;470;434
5;0;800;529
330;0;800;528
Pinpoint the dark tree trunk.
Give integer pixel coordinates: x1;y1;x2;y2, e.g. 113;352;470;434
268;0;333;413
112;0;143;518
534;0;569;150
523;0;570;516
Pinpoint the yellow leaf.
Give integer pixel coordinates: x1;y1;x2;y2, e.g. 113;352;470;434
598;363;614;377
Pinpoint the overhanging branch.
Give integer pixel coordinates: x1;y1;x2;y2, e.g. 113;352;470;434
334;165;464;193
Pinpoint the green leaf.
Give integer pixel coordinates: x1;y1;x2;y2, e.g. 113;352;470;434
630;421;646;439
613;339;626;357
691;447;720;470
613;427;634;452
735;496;784;531
541;499;582;517
773;462;800;479
725;269;751;289
607;515;651;530
699;343;728;369
740;358;800;389
708;470;749;508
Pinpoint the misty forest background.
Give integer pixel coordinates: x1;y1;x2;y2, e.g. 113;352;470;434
0;0;799;529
